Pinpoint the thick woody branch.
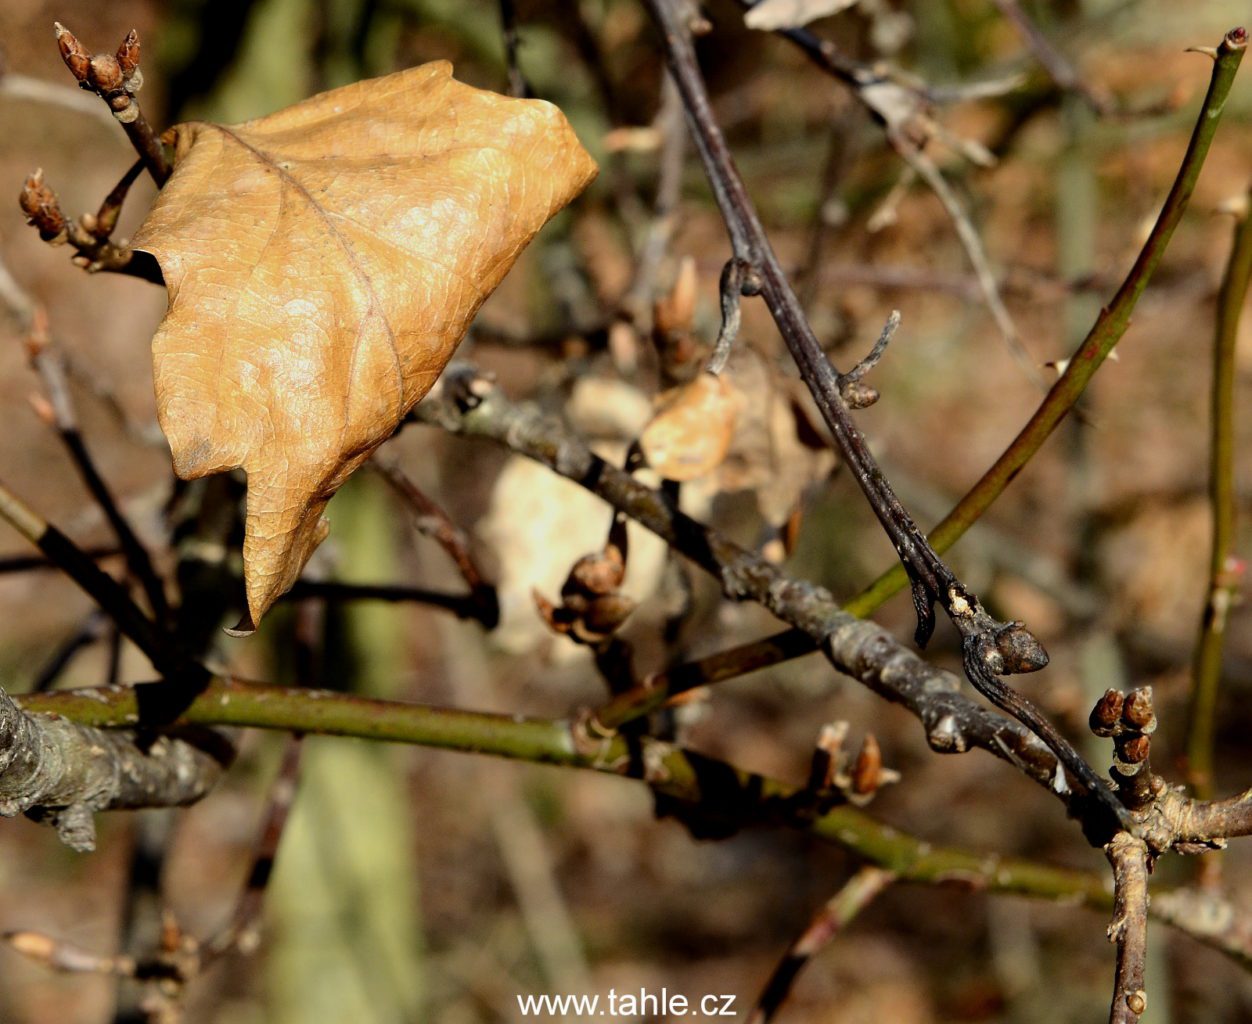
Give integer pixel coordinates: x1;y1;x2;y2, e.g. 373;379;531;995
1105;833;1150;1024
0;686;228;852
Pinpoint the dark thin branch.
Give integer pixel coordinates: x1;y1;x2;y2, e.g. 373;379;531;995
594;627;817;731
497;0;531;98
0;477;202;688
24;311;171;626
284;579;494;624
622;0;1124;833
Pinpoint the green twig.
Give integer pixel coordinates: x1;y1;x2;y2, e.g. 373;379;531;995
14;675;1105;899
17;674;1252;970
848;29;1247;619
1187;189;1252;800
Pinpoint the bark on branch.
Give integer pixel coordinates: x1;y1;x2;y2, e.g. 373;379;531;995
410;374;1123;839
0;685;229;851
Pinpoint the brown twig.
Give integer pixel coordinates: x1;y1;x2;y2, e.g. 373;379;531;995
1105;832;1150;1024
371;458;499;627
594;627;817;731
19;167;164;283
204;736;303;962
747;867;895;1024
990;0;1111;114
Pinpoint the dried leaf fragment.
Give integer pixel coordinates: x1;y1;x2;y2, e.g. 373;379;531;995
640;372;739;481
132;62;597;630
744;0;860;31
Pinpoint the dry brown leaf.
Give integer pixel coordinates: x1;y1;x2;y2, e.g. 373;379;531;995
640;372;740;482
132;61;597;631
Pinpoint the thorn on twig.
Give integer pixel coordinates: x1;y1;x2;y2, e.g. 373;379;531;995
707;256;761;375
837;309;899;410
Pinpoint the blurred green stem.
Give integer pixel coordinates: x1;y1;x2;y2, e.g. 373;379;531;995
847;29;1246;618
1186;190;1252;801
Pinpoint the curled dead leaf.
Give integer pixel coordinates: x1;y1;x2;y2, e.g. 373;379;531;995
639;372;739;481
132;62;597;630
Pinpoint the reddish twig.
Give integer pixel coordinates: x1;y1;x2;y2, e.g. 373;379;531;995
747;867;895;1024
371;458;499;627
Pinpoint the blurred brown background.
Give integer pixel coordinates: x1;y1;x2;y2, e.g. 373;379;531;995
1;0;1251;1021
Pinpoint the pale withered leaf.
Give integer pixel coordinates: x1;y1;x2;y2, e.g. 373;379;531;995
133;61;597;631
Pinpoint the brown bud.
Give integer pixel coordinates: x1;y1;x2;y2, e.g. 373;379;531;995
567;545;625;597
19;170;67;243
580;593;637;636
28;393;56;427
1122;687;1155;732
159;909;181;954
116;29;140;79
852;733;882;796
1126;990;1147;1016
654;256;697;337
840;380;880;410
6;930;56;964
993;621;1049;674
1089;689;1124;737
1120;734;1151;765
54;23;91;83
88;54;124;93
